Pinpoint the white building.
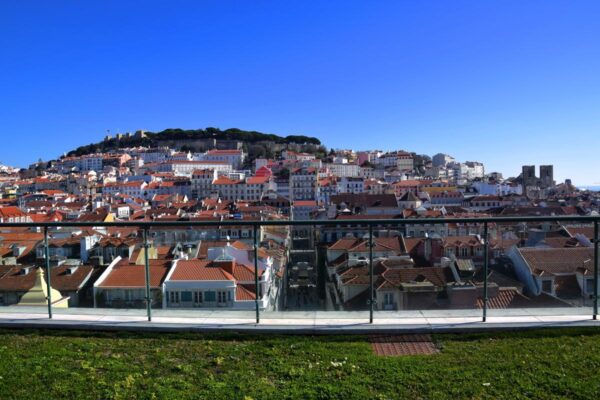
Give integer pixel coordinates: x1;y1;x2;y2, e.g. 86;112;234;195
326;163;360;178
450;161;485;183
471;181;523;196
274;177;291;200
375;151;414;171
153;161;232;175
59;154;104;172
212;175;273;202
127;148;174;164
290;167;317;201
337;177;365;194
200;150;245;169
102;181;147;198
162;256;268;310
281;151;316;162
432;153;455;168
191;169;219;199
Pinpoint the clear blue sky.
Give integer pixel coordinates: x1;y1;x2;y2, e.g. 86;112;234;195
1;1;599;184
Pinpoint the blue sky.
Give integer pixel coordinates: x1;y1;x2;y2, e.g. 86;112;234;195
1;1;599;184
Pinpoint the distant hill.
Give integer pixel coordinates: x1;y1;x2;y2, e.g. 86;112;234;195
65;127;322;158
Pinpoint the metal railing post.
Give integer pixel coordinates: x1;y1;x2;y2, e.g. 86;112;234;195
594;221;599;320
369;224;374;324
143;228;152;322
254;224;260;324
43;226;52;319
482;222;489;322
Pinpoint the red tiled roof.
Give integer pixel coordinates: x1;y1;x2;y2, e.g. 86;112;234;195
519;247;595;275
441;235;482;248
476;288;573;309
328;237;404;253
293;200;317;207
0;265;94;292
236;285;256;301
0;206;27;219
171;260;235;281
98;259;171;288
213;177;242;185
328;238;358;251
246;176;269;184
230;241;252;250
563;225;595;240
169;259;258;282
382;267;450;288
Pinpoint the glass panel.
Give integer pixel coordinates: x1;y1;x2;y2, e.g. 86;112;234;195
2;216;595;325
487;219;593;318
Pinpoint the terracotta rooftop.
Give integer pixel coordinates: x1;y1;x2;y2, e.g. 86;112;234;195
98;259;171;288
476;288;573;309
0;264;94;293
518;247;595;275
169;259;258;282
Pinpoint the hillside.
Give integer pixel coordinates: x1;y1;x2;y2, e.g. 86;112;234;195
66;127;322;158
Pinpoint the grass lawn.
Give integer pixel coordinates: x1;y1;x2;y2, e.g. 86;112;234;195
0;328;599;399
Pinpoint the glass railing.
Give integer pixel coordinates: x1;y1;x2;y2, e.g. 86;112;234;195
0;215;598;324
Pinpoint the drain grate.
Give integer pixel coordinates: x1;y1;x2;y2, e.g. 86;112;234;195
370;334;438;356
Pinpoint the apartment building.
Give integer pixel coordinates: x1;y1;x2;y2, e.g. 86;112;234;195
290;167;317;201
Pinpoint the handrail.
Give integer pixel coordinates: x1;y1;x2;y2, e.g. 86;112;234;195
3;214;599;325
0;214;599;228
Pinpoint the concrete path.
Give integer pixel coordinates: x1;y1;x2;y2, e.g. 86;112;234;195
0;308;598;334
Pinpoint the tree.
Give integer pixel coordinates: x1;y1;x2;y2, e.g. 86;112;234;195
64;127;323;157
248;144;267;159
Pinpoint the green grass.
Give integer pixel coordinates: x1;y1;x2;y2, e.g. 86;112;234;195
0;328;599;399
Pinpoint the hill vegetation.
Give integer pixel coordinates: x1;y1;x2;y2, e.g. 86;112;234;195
66;127;322;158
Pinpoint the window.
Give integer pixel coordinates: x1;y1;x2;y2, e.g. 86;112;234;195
205;291;216;302
194;291;203;304
384;293;394;305
169;291;180;304
181;291;192;302
217;291;227;304
461;247;469;257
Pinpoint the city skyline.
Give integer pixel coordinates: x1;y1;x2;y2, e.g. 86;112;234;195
2;1;600;184
2;3;600;397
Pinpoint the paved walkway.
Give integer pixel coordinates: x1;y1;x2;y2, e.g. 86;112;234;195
0;308;599;334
